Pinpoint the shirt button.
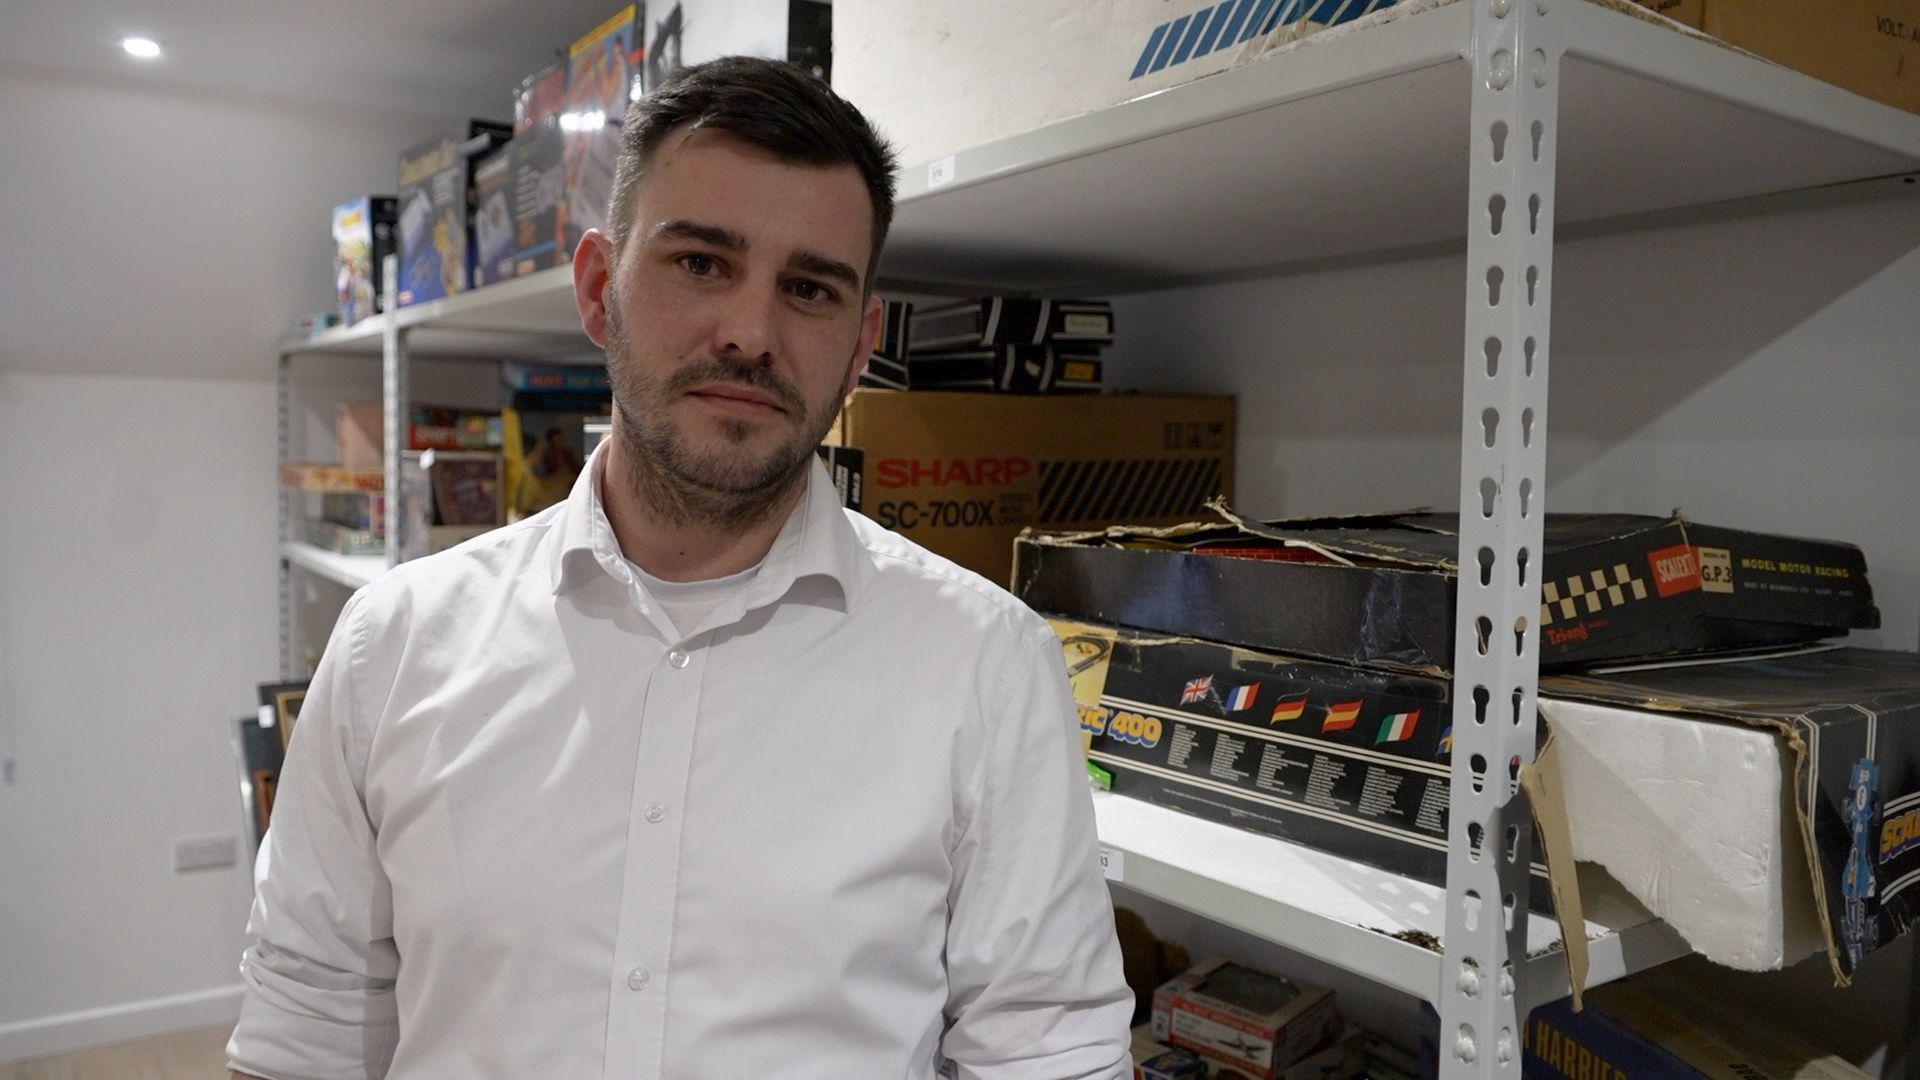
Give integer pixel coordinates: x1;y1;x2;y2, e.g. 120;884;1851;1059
627;966;650;991
644;802;666;824
667;649;690;669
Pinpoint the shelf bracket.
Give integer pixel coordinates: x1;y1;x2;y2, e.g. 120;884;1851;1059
277;351;295;678
1440;0;1561;1075
382;253;409;570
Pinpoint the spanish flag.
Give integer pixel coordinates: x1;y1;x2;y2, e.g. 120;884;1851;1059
1270;698;1307;724
1322;700;1363;733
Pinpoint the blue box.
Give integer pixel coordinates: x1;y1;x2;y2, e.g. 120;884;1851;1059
397;119;511;306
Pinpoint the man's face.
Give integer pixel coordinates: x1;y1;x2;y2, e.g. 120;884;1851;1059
589;126;879;505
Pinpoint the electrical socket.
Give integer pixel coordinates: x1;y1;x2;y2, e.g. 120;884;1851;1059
173;833;238;873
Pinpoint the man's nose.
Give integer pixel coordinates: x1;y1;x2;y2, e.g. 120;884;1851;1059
712;278;778;362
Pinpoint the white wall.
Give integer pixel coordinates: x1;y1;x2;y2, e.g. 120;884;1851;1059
0;61;457;1059
1108;194;1920;652
1106;194;1920;1071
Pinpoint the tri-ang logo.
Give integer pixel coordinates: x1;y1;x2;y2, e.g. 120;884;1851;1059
1131;0;1394;80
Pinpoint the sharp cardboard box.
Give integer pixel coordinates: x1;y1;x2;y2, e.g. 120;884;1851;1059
1049;616;1555;909
396;120;512;306
1639;0;1920;116
833;0;1398;168
1017;509;1877;674
1542;648;1920;983
824;389;1234;586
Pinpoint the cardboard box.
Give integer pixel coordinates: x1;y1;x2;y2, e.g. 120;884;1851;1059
471;146;517;288
1638;0;1920;116
330;196;395;324
395;451;504;562
514;62;566;133
322;492;385;533
1017;511;1878;674
860;346;1103;394
338;402;503;469
279;462;384;493
834;0;1399;168
825;389;1234;586
338;402;383;470
643;0;834;89
908;298;1115;352
1422;979;1871;1078
1161;958;1340;1077
397;119;512;306
504;118;568;279
564;6;645;253
1051;616;1555;909
1542;648;1920;983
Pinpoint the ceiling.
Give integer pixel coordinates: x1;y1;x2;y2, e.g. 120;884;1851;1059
0;0;638;120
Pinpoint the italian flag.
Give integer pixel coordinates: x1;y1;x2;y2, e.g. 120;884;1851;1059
1376;710;1421;744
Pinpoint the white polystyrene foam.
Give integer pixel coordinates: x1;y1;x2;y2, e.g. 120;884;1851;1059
1541;697;1827;971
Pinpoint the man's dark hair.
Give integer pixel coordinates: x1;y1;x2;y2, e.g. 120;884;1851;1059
607;56;899;291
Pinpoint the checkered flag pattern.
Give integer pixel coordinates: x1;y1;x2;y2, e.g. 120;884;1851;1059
1540;563;1649;626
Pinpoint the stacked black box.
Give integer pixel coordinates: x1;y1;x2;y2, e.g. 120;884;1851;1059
862;297;1113;393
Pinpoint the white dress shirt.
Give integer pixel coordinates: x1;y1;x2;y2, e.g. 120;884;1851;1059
228;446;1132;1079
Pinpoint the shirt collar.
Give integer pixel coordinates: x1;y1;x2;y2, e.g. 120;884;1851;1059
551;440;864;611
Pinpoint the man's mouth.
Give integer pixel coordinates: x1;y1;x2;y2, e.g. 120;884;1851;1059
686;384;789;417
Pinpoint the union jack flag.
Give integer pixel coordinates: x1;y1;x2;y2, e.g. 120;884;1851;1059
1180;674;1214;704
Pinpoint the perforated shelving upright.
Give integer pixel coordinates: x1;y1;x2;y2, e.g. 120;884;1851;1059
268;4;1920;1070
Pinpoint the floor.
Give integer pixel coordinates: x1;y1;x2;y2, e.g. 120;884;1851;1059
0;1027;231;1080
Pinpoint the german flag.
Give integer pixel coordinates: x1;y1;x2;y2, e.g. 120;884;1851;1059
1322;700;1363;733
1269;698;1307;724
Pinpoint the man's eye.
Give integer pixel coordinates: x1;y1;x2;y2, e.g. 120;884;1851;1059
679;253;716;275
791;279;832;303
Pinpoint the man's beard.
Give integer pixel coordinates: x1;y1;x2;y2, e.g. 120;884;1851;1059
603;304;848;530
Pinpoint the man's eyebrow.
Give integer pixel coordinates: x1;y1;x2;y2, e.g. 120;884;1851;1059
787;249;862;293
648;219;748;251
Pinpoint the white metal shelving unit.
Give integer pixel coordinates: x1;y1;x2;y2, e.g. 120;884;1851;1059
275;263;596;672
267;2;1920;1071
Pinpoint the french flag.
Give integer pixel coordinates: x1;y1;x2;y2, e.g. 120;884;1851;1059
1224;683;1260;712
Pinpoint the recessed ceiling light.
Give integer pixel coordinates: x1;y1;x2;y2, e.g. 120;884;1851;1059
122;37;162;60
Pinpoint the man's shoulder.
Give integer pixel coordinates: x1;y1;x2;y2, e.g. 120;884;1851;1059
844;510;1048;642
348;507;561;623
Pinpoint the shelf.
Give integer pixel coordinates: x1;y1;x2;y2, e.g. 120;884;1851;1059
880;0;1920;294
1093;790;1690;1010
278;266;595;361
281;541;384;589
272;5;1920;318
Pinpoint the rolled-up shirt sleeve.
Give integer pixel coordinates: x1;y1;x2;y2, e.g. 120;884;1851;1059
940;621;1134;1079
228;592;400;1079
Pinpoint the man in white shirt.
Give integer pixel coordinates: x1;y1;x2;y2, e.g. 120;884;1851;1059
228;56;1132;1078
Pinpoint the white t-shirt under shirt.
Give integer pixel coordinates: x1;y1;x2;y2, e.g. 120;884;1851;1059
627;558;763;638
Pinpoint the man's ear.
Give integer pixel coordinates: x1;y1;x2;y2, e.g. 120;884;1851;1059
844;293;884;398
573;228;616;347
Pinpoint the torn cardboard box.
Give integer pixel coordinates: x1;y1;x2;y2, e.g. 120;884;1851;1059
1542;647;1920;985
1017;506;1877;674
